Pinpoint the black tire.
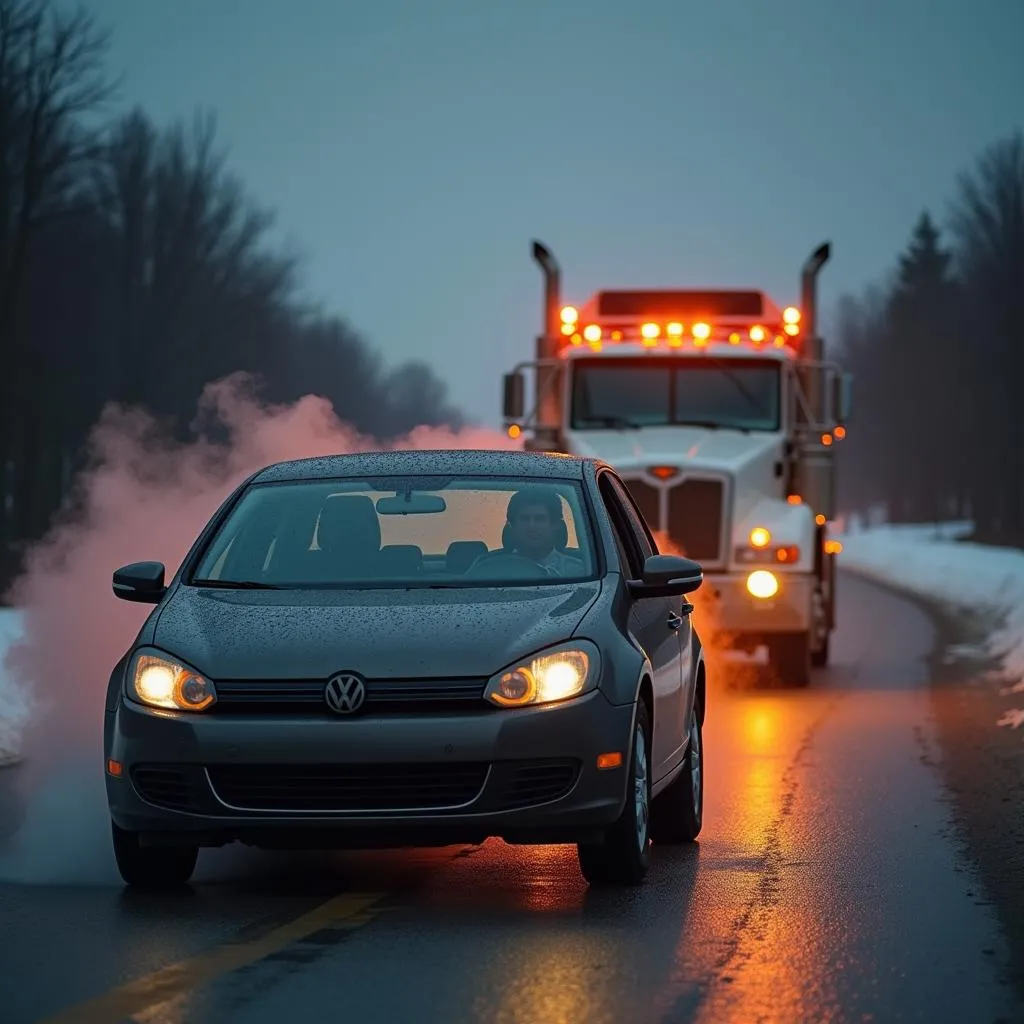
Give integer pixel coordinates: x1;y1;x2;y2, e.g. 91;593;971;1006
766;632;811;688
577;700;652;887
650;698;703;844
810;630;830;668
112;821;198;888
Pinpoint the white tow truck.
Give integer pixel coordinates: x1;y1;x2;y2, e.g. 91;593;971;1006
501;242;853;687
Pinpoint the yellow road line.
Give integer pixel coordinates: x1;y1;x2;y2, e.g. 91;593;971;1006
39;890;388;1024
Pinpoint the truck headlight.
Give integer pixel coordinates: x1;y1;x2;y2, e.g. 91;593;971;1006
484;641;599;708
746;570;779;599
126;648;217;712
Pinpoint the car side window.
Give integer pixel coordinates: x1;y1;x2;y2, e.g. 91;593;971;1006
597;473;643;577
607;475;657;561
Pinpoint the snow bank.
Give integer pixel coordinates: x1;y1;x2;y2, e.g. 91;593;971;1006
837;521;1024;733
0;610;29;765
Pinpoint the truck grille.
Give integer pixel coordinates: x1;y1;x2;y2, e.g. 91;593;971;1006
622;480;660;530
621;475;726;565
666;479;724;562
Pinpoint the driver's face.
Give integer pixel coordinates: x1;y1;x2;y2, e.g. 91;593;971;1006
510;505;554;558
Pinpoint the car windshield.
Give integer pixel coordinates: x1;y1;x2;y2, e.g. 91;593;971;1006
570;356;782;432
190;474;597;589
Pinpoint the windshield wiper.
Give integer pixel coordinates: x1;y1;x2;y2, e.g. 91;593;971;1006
676;419;722;430
192;579;284;589
584;415;643;430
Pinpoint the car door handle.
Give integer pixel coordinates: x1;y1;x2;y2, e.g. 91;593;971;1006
667;612;683;631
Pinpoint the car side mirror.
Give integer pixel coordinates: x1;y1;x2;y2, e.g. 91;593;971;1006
503;371;525;421
628;554;703;598
112;561;167;603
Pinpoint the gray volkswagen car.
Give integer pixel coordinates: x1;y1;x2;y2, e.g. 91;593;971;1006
104;449;707;888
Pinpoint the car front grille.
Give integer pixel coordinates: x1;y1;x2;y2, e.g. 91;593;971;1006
205;762;490;813
666;478;725;563
212;677;489;715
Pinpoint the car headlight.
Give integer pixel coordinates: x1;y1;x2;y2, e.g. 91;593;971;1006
484;641;599;708
126;648;217;712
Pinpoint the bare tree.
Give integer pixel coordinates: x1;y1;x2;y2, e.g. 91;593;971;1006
0;0;114;345
0;0;115;550
0;10;467;592
383;361;465;438
948;132;1024;540
93;107;295;414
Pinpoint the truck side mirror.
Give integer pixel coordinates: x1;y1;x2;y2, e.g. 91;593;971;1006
503;371;525;421
833;372;853;425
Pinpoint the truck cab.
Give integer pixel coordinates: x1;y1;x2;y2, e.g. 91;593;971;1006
502;245;852;687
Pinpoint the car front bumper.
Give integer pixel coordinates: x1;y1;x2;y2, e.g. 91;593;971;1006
105;688;636;849
702;570;814;634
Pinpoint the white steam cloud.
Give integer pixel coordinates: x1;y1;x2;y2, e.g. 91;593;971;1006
0;374;520;883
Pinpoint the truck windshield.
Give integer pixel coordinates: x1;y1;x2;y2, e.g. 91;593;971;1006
570;356;782;432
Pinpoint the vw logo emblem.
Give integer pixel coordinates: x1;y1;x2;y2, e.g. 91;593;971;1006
324;673;366;715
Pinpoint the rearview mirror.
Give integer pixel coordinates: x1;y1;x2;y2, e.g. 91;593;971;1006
112;561;166;603
628;554;703;598
503;371;525;421
376;494;447;515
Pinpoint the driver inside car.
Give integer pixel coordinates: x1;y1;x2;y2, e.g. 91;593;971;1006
501;486;583;576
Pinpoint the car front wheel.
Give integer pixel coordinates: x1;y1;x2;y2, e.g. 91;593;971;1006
650;699;703;843
111;821;198;888
577;700;652;886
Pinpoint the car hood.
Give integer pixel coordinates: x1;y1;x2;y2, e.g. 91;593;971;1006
151;582;603;680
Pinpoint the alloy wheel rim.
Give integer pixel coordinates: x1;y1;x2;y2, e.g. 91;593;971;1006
634;724;649;850
690;712;702;813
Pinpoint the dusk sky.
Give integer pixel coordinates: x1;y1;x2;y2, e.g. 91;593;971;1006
77;0;1024;428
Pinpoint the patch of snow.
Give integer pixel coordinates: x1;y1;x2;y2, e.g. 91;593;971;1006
997;709;1024;730
0;610;29;765
837;522;1024;732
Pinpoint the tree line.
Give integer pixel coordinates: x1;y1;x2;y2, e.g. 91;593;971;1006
0;0;464;590
835;129;1024;547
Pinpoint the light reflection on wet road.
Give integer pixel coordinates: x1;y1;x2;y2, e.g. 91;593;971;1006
2;574;1022;1023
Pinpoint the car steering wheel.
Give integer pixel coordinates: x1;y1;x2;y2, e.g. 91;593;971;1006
463;550;558;578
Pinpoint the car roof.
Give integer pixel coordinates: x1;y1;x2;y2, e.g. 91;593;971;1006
251;448;600;484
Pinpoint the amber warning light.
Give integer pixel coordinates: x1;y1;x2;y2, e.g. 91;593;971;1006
559;307;802;349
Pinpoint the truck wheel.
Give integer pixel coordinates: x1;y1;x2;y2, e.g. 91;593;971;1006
577;701;652;886
650;699;703;844
810;585;831;668
767;632;811;688
811;631;831;668
112;820;198;888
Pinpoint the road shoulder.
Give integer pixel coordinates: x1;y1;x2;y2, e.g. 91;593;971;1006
847;571;1024;1003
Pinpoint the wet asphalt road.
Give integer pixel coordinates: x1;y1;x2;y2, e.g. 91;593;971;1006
1;574;1022;1024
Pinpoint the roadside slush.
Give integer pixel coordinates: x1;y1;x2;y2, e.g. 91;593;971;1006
844;571;1024;1002
926;604;1024;1003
